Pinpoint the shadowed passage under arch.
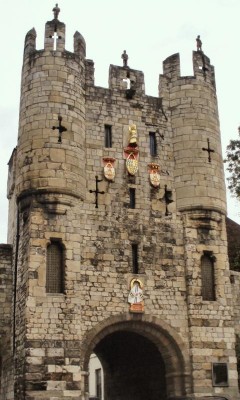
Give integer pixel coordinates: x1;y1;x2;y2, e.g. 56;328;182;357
94;330;167;400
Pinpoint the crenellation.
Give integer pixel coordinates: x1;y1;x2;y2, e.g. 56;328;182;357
24;28;37;56
108;64;145;96
162;53;181;80
44;20;66;52
73;31;86;58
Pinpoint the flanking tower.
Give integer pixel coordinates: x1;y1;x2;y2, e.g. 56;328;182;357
9;6;89;399
159;50;237;397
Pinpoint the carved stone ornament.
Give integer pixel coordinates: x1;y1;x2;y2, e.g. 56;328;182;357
128;124;138;146
124;148;139;175
124;124;139;175
148;163;160;187
102;157;116;181
128;278;144;313
126;152;138;175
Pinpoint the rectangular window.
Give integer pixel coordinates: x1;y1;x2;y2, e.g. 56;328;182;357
95;368;102;399
104;125;112;148
149;132;157;156
201;254;215;301
132;244;139;274
212;363;228;387
129;188;136;209
46;240;64;294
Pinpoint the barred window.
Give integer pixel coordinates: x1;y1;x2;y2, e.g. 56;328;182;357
46;241;64;293
201;253;215;301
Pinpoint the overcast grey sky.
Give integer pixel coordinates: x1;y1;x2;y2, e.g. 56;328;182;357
0;0;239;243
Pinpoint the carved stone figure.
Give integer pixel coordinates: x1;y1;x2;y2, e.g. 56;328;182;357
128;124;137;145
121;50;128;67
53;3;60;20
128;279;144;312
196;35;202;51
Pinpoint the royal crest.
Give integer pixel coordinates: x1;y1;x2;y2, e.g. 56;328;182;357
148;163;160;187
103;157;116;181
126;152;138;176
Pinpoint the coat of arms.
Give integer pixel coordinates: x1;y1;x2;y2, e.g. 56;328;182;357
148;163;160;187
102;157;116;181
125;152;138;176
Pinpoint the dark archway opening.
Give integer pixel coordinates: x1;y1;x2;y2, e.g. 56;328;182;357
94;330;167;400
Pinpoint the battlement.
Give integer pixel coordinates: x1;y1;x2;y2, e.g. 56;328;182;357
108;65;145;96
24;16;216;96
24;19;86;59
162;51;216;88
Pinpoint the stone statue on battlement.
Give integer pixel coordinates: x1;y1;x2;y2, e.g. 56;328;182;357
53;3;60;20
121;50;129;67
196;35;202;51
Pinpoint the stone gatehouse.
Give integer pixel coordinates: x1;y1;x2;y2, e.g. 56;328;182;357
0;5;240;400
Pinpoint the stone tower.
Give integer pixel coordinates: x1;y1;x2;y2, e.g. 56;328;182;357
0;6;239;400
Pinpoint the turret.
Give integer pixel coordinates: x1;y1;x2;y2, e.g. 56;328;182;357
159;51;226;215
16;7;87;210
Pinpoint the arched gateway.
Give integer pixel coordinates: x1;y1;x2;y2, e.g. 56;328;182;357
82;314;192;400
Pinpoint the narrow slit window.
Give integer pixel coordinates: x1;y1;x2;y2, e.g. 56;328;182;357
149;132;157;156
201;253;215;301
46;241;64;293
129;188;136;209
132;244;139;274
104;125;112;148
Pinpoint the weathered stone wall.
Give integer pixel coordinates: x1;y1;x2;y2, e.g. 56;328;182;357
230;271;240;337
182;211;237;397
230;271;240;392
14;212;32;400
4;14;239;400
7;148;17;245
227;218;240;272
0;244;14;399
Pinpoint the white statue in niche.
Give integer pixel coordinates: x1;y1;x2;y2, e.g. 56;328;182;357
128;278;144;313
